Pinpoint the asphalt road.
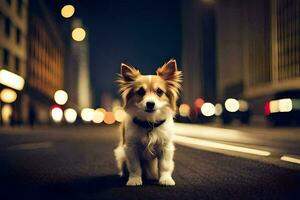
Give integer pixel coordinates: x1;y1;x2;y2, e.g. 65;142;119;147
0;125;300;200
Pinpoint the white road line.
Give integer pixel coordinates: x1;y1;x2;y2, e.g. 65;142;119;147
6;142;53;151
174;135;271;156
280;156;300;165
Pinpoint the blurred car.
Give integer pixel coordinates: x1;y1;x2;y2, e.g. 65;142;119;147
264;90;300;126
221;98;251;125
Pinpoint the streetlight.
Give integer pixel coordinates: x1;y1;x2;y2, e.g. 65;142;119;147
0;88;17;103
64;108;77;123
0;69;25;91
81;108;94;122
72;27;86;42
54;90;68;105
61;5;75;18
51;106;63;123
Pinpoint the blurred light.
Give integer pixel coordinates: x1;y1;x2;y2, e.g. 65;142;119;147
174;135;271;156
179;104;190;117
201;102;215;117
51;107;63;123
269;100;279;113
54;90;68;105
1;104;12;124
238;100;249;112
72;28;86;42
280;155;300;165
114;108;126;122
104;112;115;124
264;101;271;116
225;98;239;112
92;108;105;124
0;88;17;103
64;108;77;123
214;103;223;116
112;99;122;112
61;5;75;18
194;98;204;109
278;98;292;112
0;69;25;91
81;108;94;122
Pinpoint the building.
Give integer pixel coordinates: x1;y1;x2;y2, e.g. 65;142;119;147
65;18;92;110
181;0;217;105
216;0;300;117
0;0;28;124
26;0;64;123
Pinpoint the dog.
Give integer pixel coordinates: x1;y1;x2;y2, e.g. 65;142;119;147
114;59;182;186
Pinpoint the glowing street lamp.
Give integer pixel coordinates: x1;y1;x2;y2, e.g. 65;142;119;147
61;5;75;18
92;108;105;124
64;108;77;123
72;27;86;42
0;88;17;103
81;108;94;122
201;102;215;117
0;69;25;91
51;106;63;123
54;90;68;105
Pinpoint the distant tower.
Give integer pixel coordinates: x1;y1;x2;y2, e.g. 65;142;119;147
67;19;92;109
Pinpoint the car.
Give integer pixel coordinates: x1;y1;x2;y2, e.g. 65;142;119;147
264;90;300;126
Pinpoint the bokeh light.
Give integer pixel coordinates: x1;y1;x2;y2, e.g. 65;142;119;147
214;103;223;116
278;98;293;112
1;104;12;124
201;102;215;117
51;107;63;122
0;69;25;91
72;28;86;42
225;98;239;112
104;112;116;124
238;100;249;112
92;108;105;124
179;104;190;117
81;108;94;122
0;88;17;103
114;108;126;122
194;98;205;109
54;90;68;105
61;5;75;18
64;108;77;123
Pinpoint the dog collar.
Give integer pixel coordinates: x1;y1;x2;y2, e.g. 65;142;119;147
133;117;166;130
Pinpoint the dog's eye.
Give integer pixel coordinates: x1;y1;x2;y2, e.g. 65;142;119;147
156;88;164;97
136;87;145;96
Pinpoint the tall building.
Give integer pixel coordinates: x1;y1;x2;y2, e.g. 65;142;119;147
0;0;28;124
216;0;300;116
26;0;64;123
66;19;92;110
181;0;217;105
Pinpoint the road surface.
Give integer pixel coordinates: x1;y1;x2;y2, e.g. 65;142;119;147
0;124;300;200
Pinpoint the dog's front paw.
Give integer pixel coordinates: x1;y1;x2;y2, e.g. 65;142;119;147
126;176;143;186
159;176;175;186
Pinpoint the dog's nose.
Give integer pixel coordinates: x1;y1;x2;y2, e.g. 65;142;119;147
146;101;155;110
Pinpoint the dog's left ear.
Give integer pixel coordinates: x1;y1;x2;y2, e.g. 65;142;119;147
157;59;182;110
156;59;178;80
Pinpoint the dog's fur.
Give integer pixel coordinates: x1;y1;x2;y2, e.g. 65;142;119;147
114;59;182;186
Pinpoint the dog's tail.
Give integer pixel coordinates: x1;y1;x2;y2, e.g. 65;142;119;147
114;145;126;177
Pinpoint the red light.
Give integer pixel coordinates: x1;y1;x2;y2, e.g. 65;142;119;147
264;101;270;116
50;104;62;110
194;98;205;109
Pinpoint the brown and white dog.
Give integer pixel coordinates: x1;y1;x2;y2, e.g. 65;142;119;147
114;59;182;186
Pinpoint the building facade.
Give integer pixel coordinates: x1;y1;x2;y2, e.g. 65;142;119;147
216;0;300;116
181;0;217;105
0;0;28;124
26;0;64;123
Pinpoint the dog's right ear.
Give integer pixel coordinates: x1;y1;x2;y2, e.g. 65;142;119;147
121;63;140;81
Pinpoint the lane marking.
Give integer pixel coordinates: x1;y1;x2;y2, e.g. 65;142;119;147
6;142;53;151
280;156;300;165
174;135;271;156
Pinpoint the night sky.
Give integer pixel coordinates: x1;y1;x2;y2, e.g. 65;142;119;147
51;0;182;106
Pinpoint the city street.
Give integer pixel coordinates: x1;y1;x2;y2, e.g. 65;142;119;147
1;124;300;200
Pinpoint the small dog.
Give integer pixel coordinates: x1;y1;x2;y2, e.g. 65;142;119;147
114;59;182;186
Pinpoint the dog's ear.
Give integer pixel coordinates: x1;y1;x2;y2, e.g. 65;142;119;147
156;59;177;80
120;63;140;82
157;59;182;111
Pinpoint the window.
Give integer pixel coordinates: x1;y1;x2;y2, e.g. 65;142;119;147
4;17;11;37
3;49;9;67
16;28;21;44
15;57;20;73
17;0;23;16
